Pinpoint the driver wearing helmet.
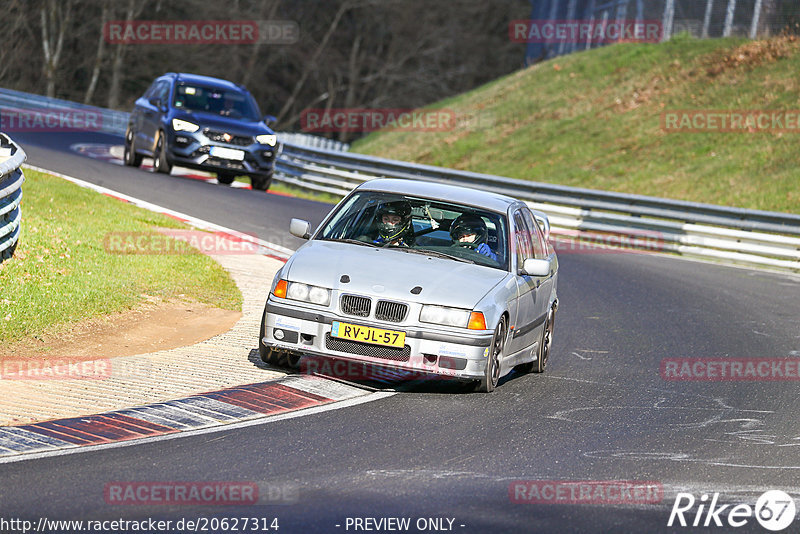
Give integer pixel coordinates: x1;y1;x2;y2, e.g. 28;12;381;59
450;213;497;260
372;200;415;247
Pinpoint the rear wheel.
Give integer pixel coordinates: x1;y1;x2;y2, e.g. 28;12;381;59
532;308;555;373
475;316;506;393
216;173;236;185
153;131;172;174
123;129;143;167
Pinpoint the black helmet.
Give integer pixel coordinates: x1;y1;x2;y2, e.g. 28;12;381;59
376;200;412;241
450;213;488;248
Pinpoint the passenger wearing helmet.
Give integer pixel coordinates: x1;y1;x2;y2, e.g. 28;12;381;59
372;200;415;247
450;213;497;260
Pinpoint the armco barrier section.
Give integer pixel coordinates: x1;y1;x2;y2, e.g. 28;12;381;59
274;144;800;272
0;133;25;263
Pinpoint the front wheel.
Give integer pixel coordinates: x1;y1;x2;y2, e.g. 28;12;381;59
216;173;236;185
250;170;273;191
153;131;172;174
258;309;300;369
475;316;507;393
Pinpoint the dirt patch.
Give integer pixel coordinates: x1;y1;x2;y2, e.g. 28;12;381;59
0;298;242;359
704;35;799;77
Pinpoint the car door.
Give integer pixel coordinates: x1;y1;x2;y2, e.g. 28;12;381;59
140;80;170;152
131;81;157;150
508;209;539;357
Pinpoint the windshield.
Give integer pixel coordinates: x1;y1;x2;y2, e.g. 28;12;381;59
318;191;509;271
173;84;261;120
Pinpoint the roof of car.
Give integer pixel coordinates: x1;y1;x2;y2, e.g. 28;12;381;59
167;73;245;92
356;178;520;213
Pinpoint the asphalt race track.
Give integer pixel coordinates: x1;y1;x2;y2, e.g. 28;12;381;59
3;131;800;533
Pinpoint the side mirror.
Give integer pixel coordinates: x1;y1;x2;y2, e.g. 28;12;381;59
148;97;162;108
290;218;311;239
264;115;277;126
522;258;551;277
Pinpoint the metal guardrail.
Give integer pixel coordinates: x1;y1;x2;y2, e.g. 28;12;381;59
0;133;25;263
275;143;800;272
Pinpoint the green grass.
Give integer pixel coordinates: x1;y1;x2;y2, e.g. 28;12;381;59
0;169;242;343
352;34;800;214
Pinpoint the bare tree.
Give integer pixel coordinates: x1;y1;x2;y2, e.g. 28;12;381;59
84;0;110;104
40;0;73;98
107;0;144;109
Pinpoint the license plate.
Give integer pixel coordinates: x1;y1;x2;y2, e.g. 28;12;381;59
209;146;245;161
331;321;405;348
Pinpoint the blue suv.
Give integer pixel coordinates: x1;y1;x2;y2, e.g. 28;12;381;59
124;72;279;191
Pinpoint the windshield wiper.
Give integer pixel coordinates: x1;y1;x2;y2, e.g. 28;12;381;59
331;238;379;248
389;246;475;264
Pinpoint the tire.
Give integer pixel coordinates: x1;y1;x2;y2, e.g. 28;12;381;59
532;307;555;374
258;307;300;369
123;129;143;167
153;131;172;174
475;316;507;393
250;170;273;191
216;173;236;185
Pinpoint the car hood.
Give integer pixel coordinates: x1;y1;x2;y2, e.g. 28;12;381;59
175;111;272;135
283;241;509;309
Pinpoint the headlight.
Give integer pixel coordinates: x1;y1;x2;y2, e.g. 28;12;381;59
256;134;277;146
172;118;199;132
286;282;331;306
419;305;471;327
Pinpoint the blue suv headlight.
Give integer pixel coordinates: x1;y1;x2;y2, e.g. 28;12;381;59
172;118;200;132
256;134;277;146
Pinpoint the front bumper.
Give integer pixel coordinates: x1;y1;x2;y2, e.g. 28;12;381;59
167;130;276;176
262;298;494;381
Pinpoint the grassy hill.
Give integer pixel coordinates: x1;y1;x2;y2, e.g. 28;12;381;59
352;35;800;214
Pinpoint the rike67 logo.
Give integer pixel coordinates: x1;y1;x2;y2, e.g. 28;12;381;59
668;490;796;531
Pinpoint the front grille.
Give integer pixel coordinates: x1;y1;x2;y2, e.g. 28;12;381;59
375;300;408;323
340;295;371;317
206;157;245;170
325;334;411;362
203;129;253;146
